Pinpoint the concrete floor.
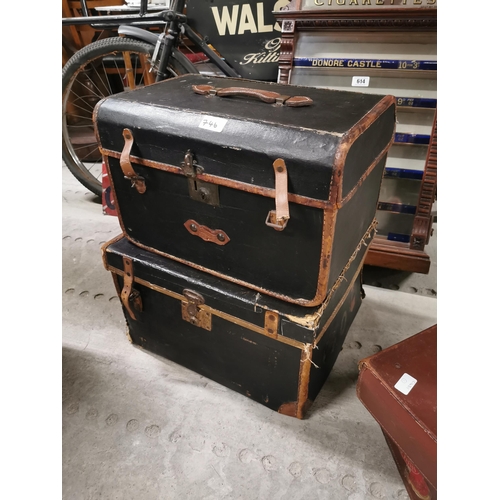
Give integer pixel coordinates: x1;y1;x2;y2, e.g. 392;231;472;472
62;164;437;500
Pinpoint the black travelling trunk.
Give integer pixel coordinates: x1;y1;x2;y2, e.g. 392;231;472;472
95;74;395;306
101;224;375;419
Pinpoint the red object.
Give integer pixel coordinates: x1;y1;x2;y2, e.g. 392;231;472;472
102;159;117;216
184;52;209;63
400;449;432;499
357;325;437;500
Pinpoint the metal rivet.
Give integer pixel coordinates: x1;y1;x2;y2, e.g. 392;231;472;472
217;233;225;242
190;223;198;232
277;166;283;172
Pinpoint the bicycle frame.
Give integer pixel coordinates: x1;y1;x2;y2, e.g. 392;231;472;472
63;0;240;79
62;0;164;28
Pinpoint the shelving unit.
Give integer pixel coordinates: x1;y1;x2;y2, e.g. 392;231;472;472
275;0;437;273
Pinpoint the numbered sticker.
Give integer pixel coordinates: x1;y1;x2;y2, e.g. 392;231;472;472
352;76;370;87
199;116;228;133
394;373;417;395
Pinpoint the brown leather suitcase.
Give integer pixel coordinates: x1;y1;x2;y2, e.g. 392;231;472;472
356;324;437;499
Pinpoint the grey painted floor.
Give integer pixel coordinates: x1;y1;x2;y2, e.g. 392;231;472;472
62;164;437;500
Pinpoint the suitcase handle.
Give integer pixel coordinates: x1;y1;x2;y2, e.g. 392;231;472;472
183;219;230;246
192;84;313;107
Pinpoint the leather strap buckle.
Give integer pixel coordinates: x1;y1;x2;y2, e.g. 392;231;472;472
265;158;290;231
120;128;146;194
120;257;142;320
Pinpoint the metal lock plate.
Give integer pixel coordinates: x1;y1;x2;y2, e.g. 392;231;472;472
188;179;220;206
181;289;212;331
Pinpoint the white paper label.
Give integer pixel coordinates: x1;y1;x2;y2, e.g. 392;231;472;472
352;76;370;87
199;116;228;133
394;373;417;395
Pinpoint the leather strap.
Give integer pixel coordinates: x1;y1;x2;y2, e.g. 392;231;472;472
120;128;146;194
273;158;290;223
265;158;290;231
192;84;313;107
121;257;137;320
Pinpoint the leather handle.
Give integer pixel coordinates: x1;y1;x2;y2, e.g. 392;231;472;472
184;219;230;246
192;84;312;107
215;87;282;103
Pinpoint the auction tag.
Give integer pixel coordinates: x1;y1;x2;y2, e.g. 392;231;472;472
352;76;370;87
394;373;417;395
199;116;228;133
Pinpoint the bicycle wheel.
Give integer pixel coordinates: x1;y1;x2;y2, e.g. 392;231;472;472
62;36;194;195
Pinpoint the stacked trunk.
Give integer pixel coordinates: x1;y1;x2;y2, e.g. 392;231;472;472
96;74;395;418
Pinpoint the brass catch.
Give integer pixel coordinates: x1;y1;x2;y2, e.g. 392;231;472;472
181;289;212;330
180;150;202;178
181;150;219;206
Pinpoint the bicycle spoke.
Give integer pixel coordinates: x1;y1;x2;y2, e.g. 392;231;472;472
139;54;154;85
71;144;98;153
83;161;103;181
122;51;136;90
65;112;95;122
78;146;101;161
67;123;95;128
63;38;161;196
70;90;94;114
111;58;126;91
76;71;110;101
101;60;114;96
67;90;96;114
134;52;142;87
87;60;114;97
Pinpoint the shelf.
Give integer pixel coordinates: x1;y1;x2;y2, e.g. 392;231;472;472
275;1;437;274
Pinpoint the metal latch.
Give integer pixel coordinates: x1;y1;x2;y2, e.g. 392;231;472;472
120;257;143;320
181;150;219;206
181;289;212;330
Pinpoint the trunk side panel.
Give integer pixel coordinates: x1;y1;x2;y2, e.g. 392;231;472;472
108;157;323;302
115;275;302;413
328;156;387;290
308;274;363;403
342;104;396;198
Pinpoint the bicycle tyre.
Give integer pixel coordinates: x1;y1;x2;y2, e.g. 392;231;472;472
62;36;195;196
